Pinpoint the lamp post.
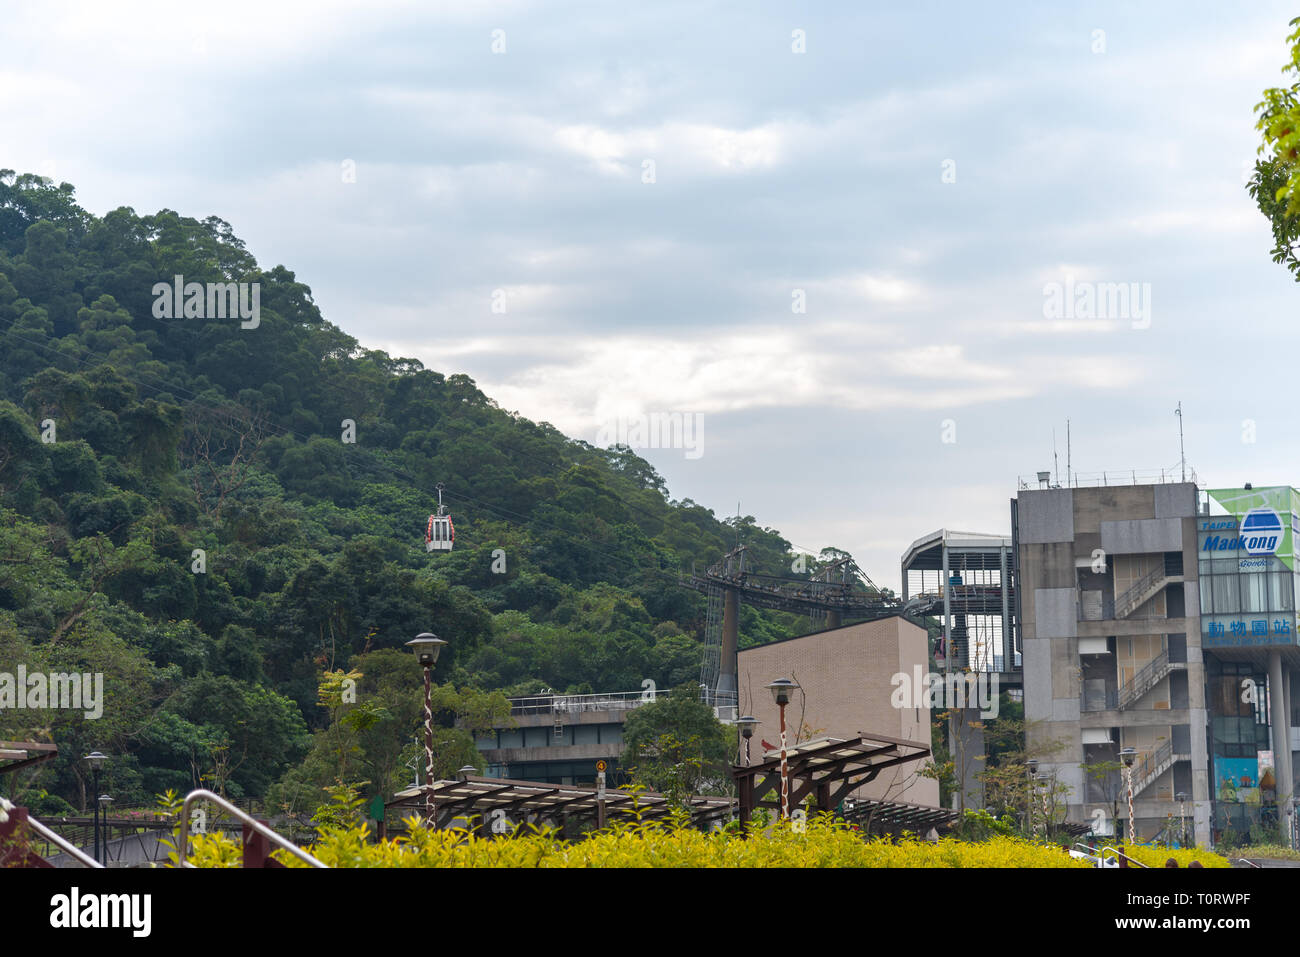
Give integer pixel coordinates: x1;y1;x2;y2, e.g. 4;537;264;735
1176;791;1188;848
407;632;447;828
736;715;759;767
84;752;107;864
1120;747;1137;845
1026;758;1038;838
97;795;113;865
766;679;799;819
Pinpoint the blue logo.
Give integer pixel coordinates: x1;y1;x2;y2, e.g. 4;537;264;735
1240;508;1283;555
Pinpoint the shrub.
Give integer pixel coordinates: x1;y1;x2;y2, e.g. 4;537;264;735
256;814;1092;869
1122;844;1229;869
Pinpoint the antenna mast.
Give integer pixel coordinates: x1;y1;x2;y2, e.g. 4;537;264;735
1175;402;1185;482
1053;429;1059;487
1067;418;1071;489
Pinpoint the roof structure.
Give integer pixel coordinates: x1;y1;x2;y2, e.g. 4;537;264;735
733;732;934;825
840;796;959;832
0;740;57;776
900;529;1012;573
388;775;735;830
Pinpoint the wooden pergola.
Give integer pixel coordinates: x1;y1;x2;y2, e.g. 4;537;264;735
840;797;959;833
732;732;934;826
0;740;58;777
388;775;735;833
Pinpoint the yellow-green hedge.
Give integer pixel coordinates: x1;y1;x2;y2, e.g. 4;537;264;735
1121;844;1230;869
238;816;1094;868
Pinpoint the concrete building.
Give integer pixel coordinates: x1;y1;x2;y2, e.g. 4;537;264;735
736;616;938;808
473;691;645;785
1014;479;1300;846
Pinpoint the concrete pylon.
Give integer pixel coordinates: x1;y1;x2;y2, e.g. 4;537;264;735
718;588;739;697
1269;651;1293;842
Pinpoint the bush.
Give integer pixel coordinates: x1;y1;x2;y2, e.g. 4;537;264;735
1123;844;1230;869
253;813;1092;869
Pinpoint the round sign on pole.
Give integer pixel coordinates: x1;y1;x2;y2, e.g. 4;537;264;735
596;760;607;772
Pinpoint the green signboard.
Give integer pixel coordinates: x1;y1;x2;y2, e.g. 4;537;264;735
1206;486;1298;571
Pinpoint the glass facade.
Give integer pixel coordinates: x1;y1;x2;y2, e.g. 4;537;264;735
1198;489;1299;841
1197;511;1300;650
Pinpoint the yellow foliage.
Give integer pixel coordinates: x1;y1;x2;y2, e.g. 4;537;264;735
260;814;1092;869
1121;844;1230;869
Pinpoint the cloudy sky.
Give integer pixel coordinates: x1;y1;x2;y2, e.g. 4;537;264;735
5;1;1298;590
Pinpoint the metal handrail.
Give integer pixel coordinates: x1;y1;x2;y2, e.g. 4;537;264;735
1119;650;1170;709
1132;740;1176;795
508;688;738;716
1115;566;1166;618
1092;843;1151;868
176;789;326;868
22;813;102;868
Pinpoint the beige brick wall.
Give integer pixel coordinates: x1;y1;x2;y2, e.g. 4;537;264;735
737;616;939;807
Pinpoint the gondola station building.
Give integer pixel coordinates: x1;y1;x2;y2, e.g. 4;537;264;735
1015;480;1300;846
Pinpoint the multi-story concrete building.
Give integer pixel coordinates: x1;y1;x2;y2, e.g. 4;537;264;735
1014;479;1300;846
472;691;645;786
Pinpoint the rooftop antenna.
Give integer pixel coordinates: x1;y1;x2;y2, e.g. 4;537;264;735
1053;429;1059;488
1067;418;1071;489
1175;402;1185;482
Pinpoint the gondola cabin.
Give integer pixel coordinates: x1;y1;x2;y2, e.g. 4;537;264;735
426;513;454;552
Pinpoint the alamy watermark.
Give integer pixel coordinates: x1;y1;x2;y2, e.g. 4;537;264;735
0;667;104;719
594;412;704;460
1042;276;1150;329
151;275;260;329
890;666;998;719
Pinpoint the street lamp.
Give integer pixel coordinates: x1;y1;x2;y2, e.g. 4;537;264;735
1120;747;1137;845
97;795;113;865
766;679;799;819
407;632;447;828
1026;758;1038;838
84;752;107;864
1176;791;1188;848
736;715;759;767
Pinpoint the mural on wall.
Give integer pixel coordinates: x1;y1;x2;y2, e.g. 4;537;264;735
1215;756;1261;804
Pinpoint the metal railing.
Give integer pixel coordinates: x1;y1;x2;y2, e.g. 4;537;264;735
1132;740;1176;795
1118;650;1171;710
177;789;326;868
509;691;657;716
1115;566;1167;619
22;813;102;868
1080;686;1119;712
508;688;738;717
1077;594;1116;621
1019;467;1198;490
1079;842;1150;868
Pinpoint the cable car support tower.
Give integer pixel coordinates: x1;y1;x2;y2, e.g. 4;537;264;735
686;548;910;720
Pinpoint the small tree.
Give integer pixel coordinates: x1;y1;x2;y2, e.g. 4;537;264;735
622;683;732;807
1081;759;1124;840
1252;17;1300;280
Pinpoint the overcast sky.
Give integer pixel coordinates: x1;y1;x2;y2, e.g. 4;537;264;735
5;1;1298;591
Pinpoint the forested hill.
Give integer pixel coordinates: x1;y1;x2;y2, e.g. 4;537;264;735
0;171;853;813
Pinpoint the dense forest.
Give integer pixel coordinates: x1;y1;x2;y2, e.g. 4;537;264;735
0;171;870;819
